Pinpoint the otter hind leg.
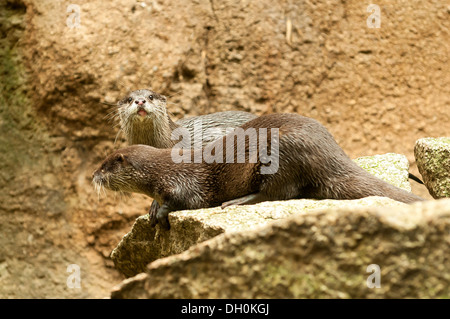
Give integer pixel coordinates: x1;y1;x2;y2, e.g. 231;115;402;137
221;192;270;209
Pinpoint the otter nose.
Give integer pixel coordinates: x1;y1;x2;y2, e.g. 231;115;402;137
135;100;146;105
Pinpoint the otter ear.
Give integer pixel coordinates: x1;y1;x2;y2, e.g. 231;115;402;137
117;153;127;163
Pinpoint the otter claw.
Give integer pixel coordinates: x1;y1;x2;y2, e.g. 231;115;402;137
148;200;160;227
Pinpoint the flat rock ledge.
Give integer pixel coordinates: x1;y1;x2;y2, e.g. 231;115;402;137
111;197;406;277
415;137;450;199
110;153;414;278
111;199;449;299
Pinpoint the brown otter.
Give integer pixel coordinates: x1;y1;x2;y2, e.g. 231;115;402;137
115;88;257;216
116;89;257;147
93;113;424;230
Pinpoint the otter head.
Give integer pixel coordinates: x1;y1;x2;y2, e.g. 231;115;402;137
117;89;180;147
117;89;168;124
92;150;144;196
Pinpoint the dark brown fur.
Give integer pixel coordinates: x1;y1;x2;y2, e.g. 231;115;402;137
93;113;424;229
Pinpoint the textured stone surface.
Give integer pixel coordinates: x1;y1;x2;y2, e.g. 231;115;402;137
111;197;407;277
415;137;450;198
111;199;450;299
354;153;412;191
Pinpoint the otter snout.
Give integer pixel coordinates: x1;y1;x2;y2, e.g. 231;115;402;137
92;169;101;182
129;99;149;118
93;168;120;195
92;168;106;196
92;169;106;188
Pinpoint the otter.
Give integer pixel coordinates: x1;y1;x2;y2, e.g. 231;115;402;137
116;89;257;147
93;113;424;230
115;88;257;215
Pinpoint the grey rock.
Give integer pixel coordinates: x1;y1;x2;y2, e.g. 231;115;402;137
111;199;449;299
354;153;412;191
111;198;406;277
415;137;450;198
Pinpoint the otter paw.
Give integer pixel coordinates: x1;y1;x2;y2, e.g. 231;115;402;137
156;204;171;230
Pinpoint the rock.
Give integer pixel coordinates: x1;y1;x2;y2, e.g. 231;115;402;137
111;199;450;299
354;153;412;191
111;153;414;277
415;137;450;198
111;197;406;277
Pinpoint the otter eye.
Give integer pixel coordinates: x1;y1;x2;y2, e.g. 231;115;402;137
128;97;133;103
148;95;153;100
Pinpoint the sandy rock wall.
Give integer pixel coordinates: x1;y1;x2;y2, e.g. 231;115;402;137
0;0;448;298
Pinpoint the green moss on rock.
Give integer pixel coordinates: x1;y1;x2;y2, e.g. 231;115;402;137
415;137;450;198
354;153;411;191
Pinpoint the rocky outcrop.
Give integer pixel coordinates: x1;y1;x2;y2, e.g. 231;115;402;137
111;153;413;277
111;199;450;299
415;137;450;199
111;197;406;277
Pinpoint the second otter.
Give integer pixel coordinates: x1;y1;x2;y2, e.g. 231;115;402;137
94;113;424;230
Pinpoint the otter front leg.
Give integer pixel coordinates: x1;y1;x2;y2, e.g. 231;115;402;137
221;192;270;209
148;200;160;226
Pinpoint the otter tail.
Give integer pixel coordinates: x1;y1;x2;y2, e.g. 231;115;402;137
375;175;424;203
338;169;425;204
